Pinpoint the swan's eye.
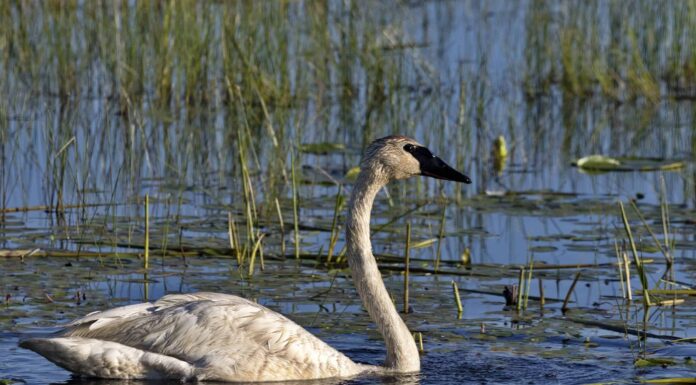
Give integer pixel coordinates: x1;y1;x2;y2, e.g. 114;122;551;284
403;144;415;153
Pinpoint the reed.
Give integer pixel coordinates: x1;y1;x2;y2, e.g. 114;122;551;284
659;176;673;260
451;280;463;317
516;268;525;312
524;257;534;310
415;332;424;353
619;201;651;306
562;270;582;313
622;248;633;302
403;222;411;314
248;233;266;277
326;186;343;265
274;198;286;257
291;153;300;260
144;193;149;270
614;240;627;300
434;207;446;272
628;200;672;265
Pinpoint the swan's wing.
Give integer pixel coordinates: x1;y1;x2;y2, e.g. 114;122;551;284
151;291;259;309
61;293;251;332
56;292;362;381
64;302;155;331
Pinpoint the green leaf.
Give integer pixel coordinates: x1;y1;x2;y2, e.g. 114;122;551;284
576;155;621;170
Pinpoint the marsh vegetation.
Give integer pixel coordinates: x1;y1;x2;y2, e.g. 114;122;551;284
1;1;696;384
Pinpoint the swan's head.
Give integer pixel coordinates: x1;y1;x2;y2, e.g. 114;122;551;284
361;135;471;184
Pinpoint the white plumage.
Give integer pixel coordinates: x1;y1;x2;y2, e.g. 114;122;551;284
23;293;366;381
21;136;470;382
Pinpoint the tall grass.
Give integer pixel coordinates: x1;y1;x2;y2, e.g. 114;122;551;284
524;1;696;102
0;0;693;264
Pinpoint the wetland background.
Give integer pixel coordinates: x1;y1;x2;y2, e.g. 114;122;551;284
1;1;696;384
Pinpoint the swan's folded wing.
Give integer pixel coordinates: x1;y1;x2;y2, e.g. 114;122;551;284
61;292;249;332
64;302;156;331
151;291;258;309
59;293;360;381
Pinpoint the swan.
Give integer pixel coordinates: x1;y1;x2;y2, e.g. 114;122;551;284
20;135;471;382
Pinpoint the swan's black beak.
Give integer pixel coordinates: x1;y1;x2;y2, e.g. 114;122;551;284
420;155;471;183
407;145;471;184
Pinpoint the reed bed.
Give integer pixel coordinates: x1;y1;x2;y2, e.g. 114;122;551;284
0;4;694;379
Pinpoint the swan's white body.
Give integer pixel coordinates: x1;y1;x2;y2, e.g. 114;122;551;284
22;293;368;381
20;136;470;382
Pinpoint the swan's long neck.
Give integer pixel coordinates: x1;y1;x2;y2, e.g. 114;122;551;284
346;171;420;373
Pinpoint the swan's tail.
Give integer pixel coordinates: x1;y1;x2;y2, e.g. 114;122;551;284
20;337;196;381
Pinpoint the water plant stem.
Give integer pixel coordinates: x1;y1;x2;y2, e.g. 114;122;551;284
619;201;651;306
516;268;525;311
524;258;533;310
291;153;300;259
274;198;285;257
622;249;633;301
451;280;463;317
326;186;343;265
144;193;149;270
434;207;446;272
403;222;411;314
629;200;672;265
562;270;582;313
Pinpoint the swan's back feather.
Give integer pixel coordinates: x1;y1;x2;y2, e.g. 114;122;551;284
40;292;366;381
64;302;156;331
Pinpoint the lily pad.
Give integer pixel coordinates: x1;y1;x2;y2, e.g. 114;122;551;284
575;155;685;173
576;155;621;171
528;245;558;253
635;357;676;367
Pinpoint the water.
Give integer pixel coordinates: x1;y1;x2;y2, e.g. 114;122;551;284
1;0;696;384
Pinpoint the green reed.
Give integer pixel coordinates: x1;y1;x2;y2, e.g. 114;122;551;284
403;222;411;314
619;201;651;307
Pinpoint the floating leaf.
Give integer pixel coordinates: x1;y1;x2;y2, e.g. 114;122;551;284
645;161;685;171
575;156;685;173
576;155;621;170
528;245;558;253
634;357;676;367
0;249;41;257
644;379;696;384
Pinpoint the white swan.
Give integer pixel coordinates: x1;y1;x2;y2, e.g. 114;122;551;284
20;135;471;382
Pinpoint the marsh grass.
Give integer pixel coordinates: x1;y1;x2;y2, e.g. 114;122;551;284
403;222;411;314
1;0;693;237
619;201;651;307
525;1;696;101
0;5;695;377
561;270;582;314
451;280;463;318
